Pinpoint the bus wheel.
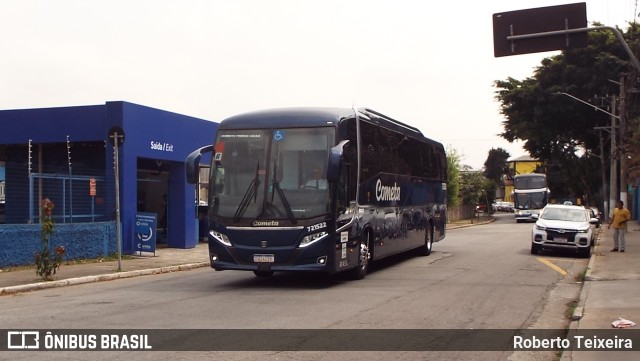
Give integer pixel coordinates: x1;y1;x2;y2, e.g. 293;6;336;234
417;227;433;256
351;233;370;280
253;271;274;277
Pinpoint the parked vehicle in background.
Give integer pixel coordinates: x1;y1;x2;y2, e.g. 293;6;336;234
587;208;601;229
491;201;514;212
589;207;602;224
530;204;600;258
513;173;550;222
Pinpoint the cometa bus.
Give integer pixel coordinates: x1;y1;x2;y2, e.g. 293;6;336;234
186;107;447;279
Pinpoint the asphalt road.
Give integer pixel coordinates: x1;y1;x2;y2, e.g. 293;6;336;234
1;213;589;361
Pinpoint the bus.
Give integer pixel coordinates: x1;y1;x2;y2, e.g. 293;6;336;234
512;173;550;222
185;108;447;279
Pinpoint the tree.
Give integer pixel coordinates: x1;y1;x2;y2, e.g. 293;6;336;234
460;167;488;206
446;147;461;207
483;148;511;185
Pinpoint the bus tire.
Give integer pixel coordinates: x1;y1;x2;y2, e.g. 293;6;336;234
351;232;370;280
253;271;274;277
417;226;433;256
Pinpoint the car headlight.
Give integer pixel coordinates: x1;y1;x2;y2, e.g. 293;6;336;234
299;231;328;248
210;230;231;246
577;228;590;233
535;224;546;231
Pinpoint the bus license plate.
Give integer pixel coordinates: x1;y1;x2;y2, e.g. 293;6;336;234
254;254;274;263
554;237;567;243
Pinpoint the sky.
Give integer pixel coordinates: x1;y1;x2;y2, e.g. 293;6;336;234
0;0;638;169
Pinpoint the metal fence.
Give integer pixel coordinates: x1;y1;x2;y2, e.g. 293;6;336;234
28;171;108;224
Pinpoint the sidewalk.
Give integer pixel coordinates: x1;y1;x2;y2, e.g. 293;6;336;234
0;217;495;295
561;221;640;360
0;243;210;295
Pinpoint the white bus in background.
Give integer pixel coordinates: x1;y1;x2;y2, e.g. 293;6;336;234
512;173;550;223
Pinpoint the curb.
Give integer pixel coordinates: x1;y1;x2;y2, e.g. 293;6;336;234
560;231;602;360
0;262;209;296
447;216;496;230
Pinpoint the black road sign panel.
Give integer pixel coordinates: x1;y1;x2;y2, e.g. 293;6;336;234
493;2;588;57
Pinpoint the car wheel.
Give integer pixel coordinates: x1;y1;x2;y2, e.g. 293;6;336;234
579;246;592;258
530;242;540;255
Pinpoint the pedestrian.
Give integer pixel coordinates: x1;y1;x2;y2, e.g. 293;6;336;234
608;200;631;252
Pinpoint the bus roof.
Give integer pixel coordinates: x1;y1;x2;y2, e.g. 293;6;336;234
218;107;441;148
219;107;355;129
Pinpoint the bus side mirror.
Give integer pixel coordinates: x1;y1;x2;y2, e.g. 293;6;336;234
327;140;349;183
185;145;214;184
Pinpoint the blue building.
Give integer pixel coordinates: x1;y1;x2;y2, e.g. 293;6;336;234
0;101;217;256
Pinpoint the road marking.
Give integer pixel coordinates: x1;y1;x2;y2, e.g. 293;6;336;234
536;257;568;276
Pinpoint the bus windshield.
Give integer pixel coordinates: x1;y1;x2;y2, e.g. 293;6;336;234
209;127;335;223
514;191;548;210
513;175;546;189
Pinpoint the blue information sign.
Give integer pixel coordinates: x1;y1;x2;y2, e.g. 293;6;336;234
135;212;157;254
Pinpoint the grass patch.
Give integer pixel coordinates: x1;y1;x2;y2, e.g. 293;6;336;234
1;253;133;273
566;299;579;320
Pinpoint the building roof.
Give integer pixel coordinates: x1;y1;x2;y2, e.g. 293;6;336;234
507;154;538;162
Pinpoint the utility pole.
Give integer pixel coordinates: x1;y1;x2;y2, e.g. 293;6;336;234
619;75;627;207
610;95;618;218
597;130;608;221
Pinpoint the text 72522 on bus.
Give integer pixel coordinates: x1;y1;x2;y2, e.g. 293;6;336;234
185;107;447;280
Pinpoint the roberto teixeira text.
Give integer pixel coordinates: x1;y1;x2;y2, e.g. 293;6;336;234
513;335;633;350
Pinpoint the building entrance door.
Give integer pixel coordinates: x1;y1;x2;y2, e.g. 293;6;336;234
137;159;169;243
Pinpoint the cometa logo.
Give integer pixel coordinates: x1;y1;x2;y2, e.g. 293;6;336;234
253;220;279;227
375;179;401;202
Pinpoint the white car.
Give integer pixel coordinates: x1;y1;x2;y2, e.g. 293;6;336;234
531;204;600;258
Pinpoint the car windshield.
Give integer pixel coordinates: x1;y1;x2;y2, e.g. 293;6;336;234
541;208;588;222
208;127;335;224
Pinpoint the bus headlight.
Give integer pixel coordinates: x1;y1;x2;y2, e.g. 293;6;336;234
299;231;328;248
210;230;232;246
